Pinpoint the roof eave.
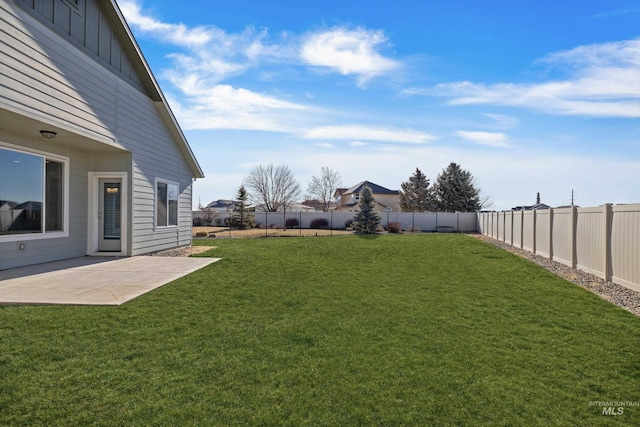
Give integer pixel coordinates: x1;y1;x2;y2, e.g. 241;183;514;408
104;0;204;179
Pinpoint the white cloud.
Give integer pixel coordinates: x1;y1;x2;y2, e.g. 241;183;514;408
121;2;406;133
120;1;214;47
300;27;401;86
167;84;311;131
121;1;299;85
455;131;509;148
413;38;640;118
592;8;640;19
302;125;436;144
483;113;519;129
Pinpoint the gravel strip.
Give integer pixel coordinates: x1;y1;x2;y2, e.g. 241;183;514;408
472;234;640;317
150;246;215;257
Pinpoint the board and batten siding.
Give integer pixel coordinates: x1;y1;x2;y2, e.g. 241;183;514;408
1;1;120;145
14;0;144;92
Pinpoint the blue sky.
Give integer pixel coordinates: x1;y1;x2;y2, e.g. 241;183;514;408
119;0;640;210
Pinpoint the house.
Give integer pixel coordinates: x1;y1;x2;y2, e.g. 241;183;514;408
254;202;316;212
301;199;326;211
206;199;238;212
334;181;400;212
0;0;204;270
511;193;551;211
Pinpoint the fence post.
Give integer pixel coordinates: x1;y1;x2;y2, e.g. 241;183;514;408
532;210;537;254
519;210;524;249
509;210;514;246
548;208;554;261
604;203;613;282
571;206;577;268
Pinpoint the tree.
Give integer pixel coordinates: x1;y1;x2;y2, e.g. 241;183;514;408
307;167;343;212
433;162;482;212
229;185;254;229
244;164;302;212
399;167;436;212
352;185;381;234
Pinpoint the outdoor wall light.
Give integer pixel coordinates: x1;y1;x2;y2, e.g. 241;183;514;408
40;130;57;139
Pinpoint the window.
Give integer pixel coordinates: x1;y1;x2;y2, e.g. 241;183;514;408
156;179;178;227
0;145;67;238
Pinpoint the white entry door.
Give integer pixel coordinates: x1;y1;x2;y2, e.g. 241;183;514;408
98;178;122;252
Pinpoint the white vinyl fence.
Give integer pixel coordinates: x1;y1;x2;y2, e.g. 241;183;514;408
194;211;479;233
478;204;640;293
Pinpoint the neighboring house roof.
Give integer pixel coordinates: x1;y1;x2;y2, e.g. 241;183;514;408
108;1;204;179
0;201;18;210
512;203;551;211
14;201;42;210
344;181;399;196
206;199;237;209
301;199;325;211
254;203;315;212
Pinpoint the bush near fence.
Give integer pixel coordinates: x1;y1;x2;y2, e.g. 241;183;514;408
193;210;478;238
478;203;640;294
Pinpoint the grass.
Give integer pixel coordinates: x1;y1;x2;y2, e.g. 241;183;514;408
1;234;639;425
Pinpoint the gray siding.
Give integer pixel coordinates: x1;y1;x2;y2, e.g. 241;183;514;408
0;132;91;270
0;0;196;268
1;1;119;144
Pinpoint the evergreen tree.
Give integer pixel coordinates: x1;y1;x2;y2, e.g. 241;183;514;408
399;167;436;212
229;185;255;230
352;185;381;234
433;162;481;212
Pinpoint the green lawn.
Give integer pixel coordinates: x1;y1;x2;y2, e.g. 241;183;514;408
1;234;639;425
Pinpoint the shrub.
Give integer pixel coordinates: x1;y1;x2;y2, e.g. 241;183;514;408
344;219;354;229
386;222;402;233
193;217;204;226
406;226;421;233
194;231;208;237
285;217;300;229
310;218;329;229
228;213;255;230
270;224;283;229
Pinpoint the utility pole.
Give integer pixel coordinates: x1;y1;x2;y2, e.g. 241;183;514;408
571;189;575;207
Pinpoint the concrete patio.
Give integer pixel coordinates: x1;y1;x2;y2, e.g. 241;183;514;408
0;256;220;305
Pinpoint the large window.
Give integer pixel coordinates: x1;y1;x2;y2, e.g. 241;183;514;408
0;145;66;237
156;179;178;227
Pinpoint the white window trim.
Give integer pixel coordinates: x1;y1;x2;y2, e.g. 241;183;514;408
0;142;69;243
87;172;128;257
154;178;179;229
